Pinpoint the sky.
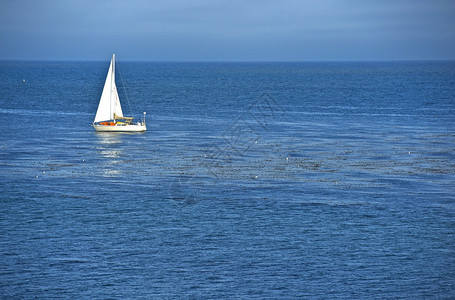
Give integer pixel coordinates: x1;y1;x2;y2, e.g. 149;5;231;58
0;0;454;61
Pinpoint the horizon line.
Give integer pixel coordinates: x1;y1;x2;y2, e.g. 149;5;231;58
1;58;455;63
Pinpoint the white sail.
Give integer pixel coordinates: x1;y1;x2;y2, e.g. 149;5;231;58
113;85;124;118
94;54;123;123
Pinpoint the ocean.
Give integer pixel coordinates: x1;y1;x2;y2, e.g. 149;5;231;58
1;60;454;298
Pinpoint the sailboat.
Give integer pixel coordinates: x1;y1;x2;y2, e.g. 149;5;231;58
92;54;146;132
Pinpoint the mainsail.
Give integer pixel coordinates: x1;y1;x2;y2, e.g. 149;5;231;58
94;54;124;123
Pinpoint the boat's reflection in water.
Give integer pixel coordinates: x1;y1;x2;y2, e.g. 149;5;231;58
95;132;125;177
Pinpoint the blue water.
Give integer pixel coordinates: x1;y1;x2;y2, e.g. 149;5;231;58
1;60;454;298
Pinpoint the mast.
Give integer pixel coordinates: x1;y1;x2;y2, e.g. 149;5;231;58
111;54;115;120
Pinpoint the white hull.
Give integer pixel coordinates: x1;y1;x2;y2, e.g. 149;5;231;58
93;124;146;132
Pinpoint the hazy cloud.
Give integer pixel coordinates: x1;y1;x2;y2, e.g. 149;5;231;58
1;0;454;60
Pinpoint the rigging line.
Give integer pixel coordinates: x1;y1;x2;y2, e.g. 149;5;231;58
117;62;135;117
